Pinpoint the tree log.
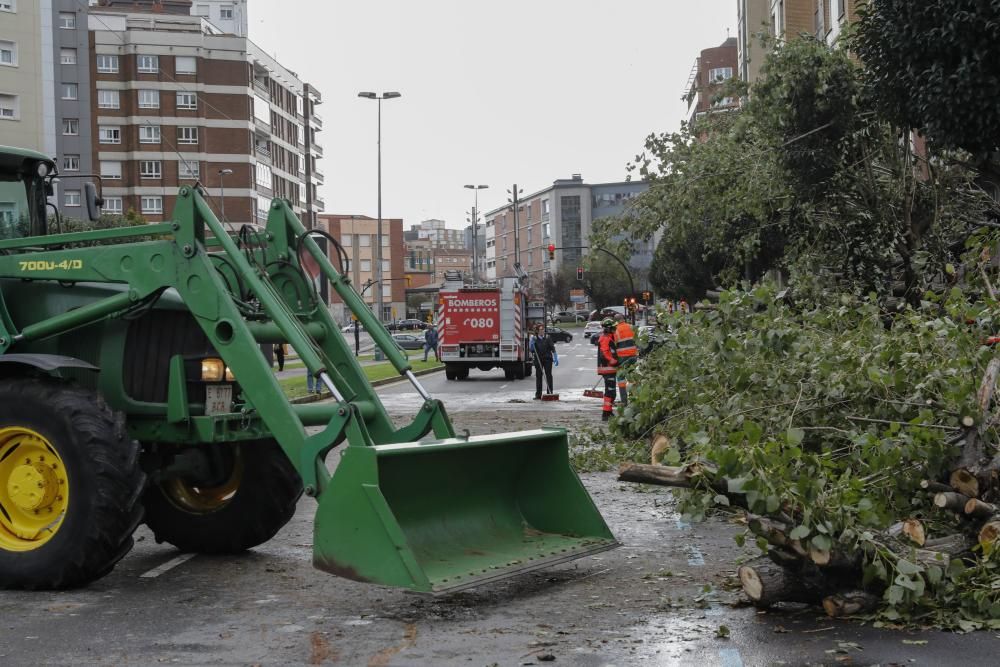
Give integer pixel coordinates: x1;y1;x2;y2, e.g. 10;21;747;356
914;549;952;569
964;498;998;519
650;433;672;465
738;557;833;608
949;469;981;498
822;591;880;618
978;520;1000;548
618;462;719;489
902;519;926;546
919;479;953;493
924;533;972;554
934;491;972;512
747;514;789;547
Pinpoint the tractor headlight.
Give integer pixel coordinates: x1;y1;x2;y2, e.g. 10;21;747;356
201;358;225;381
37;162;50;178
225;366;235;381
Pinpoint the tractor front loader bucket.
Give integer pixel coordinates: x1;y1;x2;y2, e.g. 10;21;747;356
313;428;618;594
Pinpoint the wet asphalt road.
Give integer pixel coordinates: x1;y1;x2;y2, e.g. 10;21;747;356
2;336;1000;665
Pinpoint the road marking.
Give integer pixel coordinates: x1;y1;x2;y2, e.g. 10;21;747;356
719;648;745;667
139;553;197;578
500;384;508;389
576;367;587;372
685;545;705;566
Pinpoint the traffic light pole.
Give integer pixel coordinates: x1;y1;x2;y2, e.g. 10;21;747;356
548;244;636;324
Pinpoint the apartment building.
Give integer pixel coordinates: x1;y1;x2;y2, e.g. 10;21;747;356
737;0;771;84
87;8;322;226
483;175;650;300
431;248;472;284
812;0;860;45
684;37;739;126
319;214;405;324
189;0;247;36
405;219;464;249
0;0;52;153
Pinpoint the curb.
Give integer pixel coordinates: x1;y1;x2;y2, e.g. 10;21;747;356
289;365;445;405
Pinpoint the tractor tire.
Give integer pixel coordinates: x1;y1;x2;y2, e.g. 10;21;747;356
0;379;144;590
142;439;301;554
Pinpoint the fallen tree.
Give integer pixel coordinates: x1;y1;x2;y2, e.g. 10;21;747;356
610;284;1000;629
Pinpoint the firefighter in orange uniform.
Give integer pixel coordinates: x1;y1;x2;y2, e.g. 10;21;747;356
597;318;619;421
613;312;637;406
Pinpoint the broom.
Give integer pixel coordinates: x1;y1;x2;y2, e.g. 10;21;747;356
583;379;604;399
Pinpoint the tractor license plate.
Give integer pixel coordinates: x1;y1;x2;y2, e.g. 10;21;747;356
205;384;232;415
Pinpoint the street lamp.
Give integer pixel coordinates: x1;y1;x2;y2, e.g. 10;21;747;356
464;184;488;283
218;168;233;221
358;90;402;323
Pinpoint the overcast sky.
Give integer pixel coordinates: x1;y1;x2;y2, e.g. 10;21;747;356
247;0;735;229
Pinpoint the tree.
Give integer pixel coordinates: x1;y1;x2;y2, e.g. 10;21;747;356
543;264;580;312
854;0;1000;179
582;254;632;309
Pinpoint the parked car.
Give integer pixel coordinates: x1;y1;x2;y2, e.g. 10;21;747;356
545;326;573;343
583;320;603;341
551;310;587;324
341;322;365;333
393;319;427;331
391;333;425;350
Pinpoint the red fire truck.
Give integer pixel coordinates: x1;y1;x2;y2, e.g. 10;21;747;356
436;274;533;381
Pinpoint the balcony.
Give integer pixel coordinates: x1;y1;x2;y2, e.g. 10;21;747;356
253;116;271;136
254;142;271;163
312;168;324;184
310;112;323;129
314;197;325;212
253;79;269;97
311;142;324;157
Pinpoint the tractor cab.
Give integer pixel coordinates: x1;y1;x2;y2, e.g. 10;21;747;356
0;145;101;240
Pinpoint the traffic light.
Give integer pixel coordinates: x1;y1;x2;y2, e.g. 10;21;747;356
576;267;584;281
642;290;651;301
547;244;556;260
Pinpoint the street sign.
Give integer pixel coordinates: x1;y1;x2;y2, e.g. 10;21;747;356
570;289;586;303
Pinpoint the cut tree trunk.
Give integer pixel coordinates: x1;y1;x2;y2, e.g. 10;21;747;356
650;433;672;465
822;591;880;618
964;498;998;519
949;469;981;498
952;358;1000;496
934;491;972;513
924;533;972;554
747;514;789;547
738;557;833;608
920;479;953;494
978;520;1000;548
902;519;926;546
617;462;725;493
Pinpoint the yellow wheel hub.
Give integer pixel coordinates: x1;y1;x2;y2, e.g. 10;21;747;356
0;427;69;552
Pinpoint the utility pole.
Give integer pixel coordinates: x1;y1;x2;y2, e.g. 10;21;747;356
507;184;523;270
464;184;488;284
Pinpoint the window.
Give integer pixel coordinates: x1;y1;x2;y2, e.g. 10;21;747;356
138;89;159;109
220;4;234;19
59;48;76;65
61;83;78;100
177;126;198;144
176;92;197;110
137;55;158;74
358;234;370;247
712;96;736;108
341;233;352;247
96;54;118;73
138;125;160;144
64;190;81;207
179;160;200;179
175;56;196;75
0;93;16;119
139;160;162;179
360;260;372;272
0;41;16;66
381;235;389;247
62;119;79;135
141;196;163;214
381;260;390;273
103;197;123;214
708;67;733;83
97;89;119;109
58;12;75;29
98;126;121;144
255;162;272;188
62;155;80;172
0;1;15;12
99;161;122;180
193;4;209;16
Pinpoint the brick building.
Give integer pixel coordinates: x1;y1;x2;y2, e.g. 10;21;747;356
685;37;739;126
87;6;322;226
319;214;405;325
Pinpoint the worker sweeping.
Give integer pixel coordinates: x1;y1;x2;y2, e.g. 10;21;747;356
597;317;619;421
613;312;637;406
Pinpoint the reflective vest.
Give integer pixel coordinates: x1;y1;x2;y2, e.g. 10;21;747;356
615;321;637;358
597;333;618;375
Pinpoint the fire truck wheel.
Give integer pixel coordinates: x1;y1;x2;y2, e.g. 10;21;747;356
514;363;525;380
457;368;469;380
503;367;514;381
445;367;456;381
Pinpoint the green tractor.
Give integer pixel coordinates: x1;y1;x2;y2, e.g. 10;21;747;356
0;146;617;592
